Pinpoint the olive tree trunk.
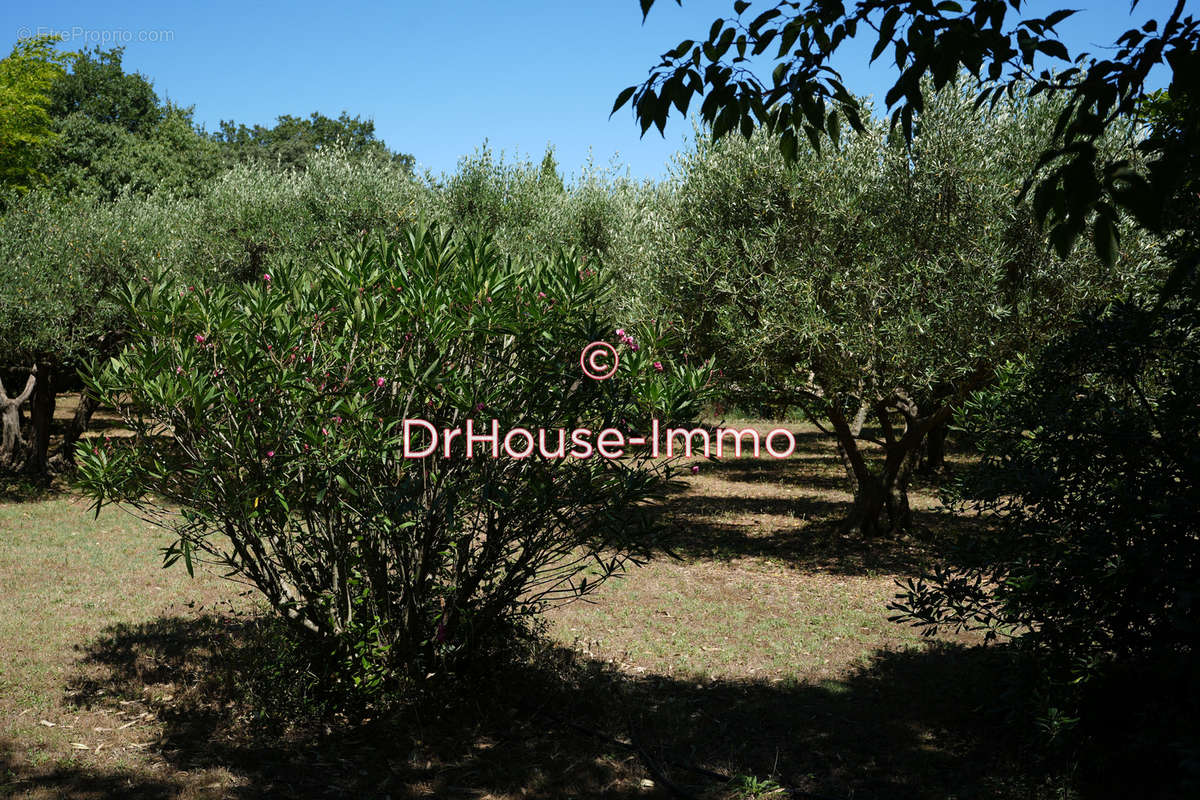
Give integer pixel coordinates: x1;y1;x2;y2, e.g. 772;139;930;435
53;390;99;468
22;360;56;477
919;417;949;473
0;369;36;469
827;393;954;537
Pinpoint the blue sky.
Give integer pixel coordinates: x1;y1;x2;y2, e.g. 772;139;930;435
1;1;1183;181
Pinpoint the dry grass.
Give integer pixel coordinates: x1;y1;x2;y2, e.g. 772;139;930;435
548;420;990;685
0;418;1062;799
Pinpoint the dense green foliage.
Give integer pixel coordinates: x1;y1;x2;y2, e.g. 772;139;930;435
624;1;1199;275
890;77;1200;796
431;144;661;268
0;151;420;353
36;47;224;201
77;223;711;691
0;35;72;196
621;82;1162;534
212;110;414;173
0;190;192;366
891;290;1200;795
48;45;160;132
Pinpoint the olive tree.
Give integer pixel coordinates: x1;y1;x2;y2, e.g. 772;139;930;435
430;143;658;269
635;83;1160;535
0;189;198;473
622;1;1198;280
0;148;423;478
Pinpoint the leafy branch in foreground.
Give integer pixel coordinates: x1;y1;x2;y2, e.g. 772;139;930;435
619;1;1199;276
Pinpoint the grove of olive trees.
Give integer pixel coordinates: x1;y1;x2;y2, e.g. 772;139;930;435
2;5;1197;793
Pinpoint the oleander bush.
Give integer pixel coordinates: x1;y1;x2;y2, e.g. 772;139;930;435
77;221;712;695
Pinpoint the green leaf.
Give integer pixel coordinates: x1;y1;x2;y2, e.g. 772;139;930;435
1044;9;1077;28
1092;214;1118;266
666;39;694;60
826;108;841;146
749;8;781;34
779;128;797;162
1038;40;1070;61
778;21;801;57
711;103;738;140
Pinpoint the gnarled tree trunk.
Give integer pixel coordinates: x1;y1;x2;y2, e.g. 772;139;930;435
22;360;56;477
919;417;949;473
0;368;36;469
828;393;954;537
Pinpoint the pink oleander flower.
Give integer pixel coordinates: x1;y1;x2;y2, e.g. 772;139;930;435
615;328;626;337
653;361;663;371
262;273;271;282
691;465;700;475
266;450;275;458
630;343;640;351
175;366;184;375
195;334;205;343
375;377;386;388
321;427;329;436
537;291;546;299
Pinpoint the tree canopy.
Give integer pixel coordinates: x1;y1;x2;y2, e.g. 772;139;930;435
618;0;1200;276
627;80;1161;534
0;35;73;196
212;111;415;172
48;45;161;134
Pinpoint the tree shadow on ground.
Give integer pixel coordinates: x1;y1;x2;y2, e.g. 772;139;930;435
0;614;1073;799
652;430;996;575
656;489;994;576
0;744;185;800
709;454;854;494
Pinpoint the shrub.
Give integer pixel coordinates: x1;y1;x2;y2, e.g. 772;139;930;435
890;291;1200;792
77;222;711;694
